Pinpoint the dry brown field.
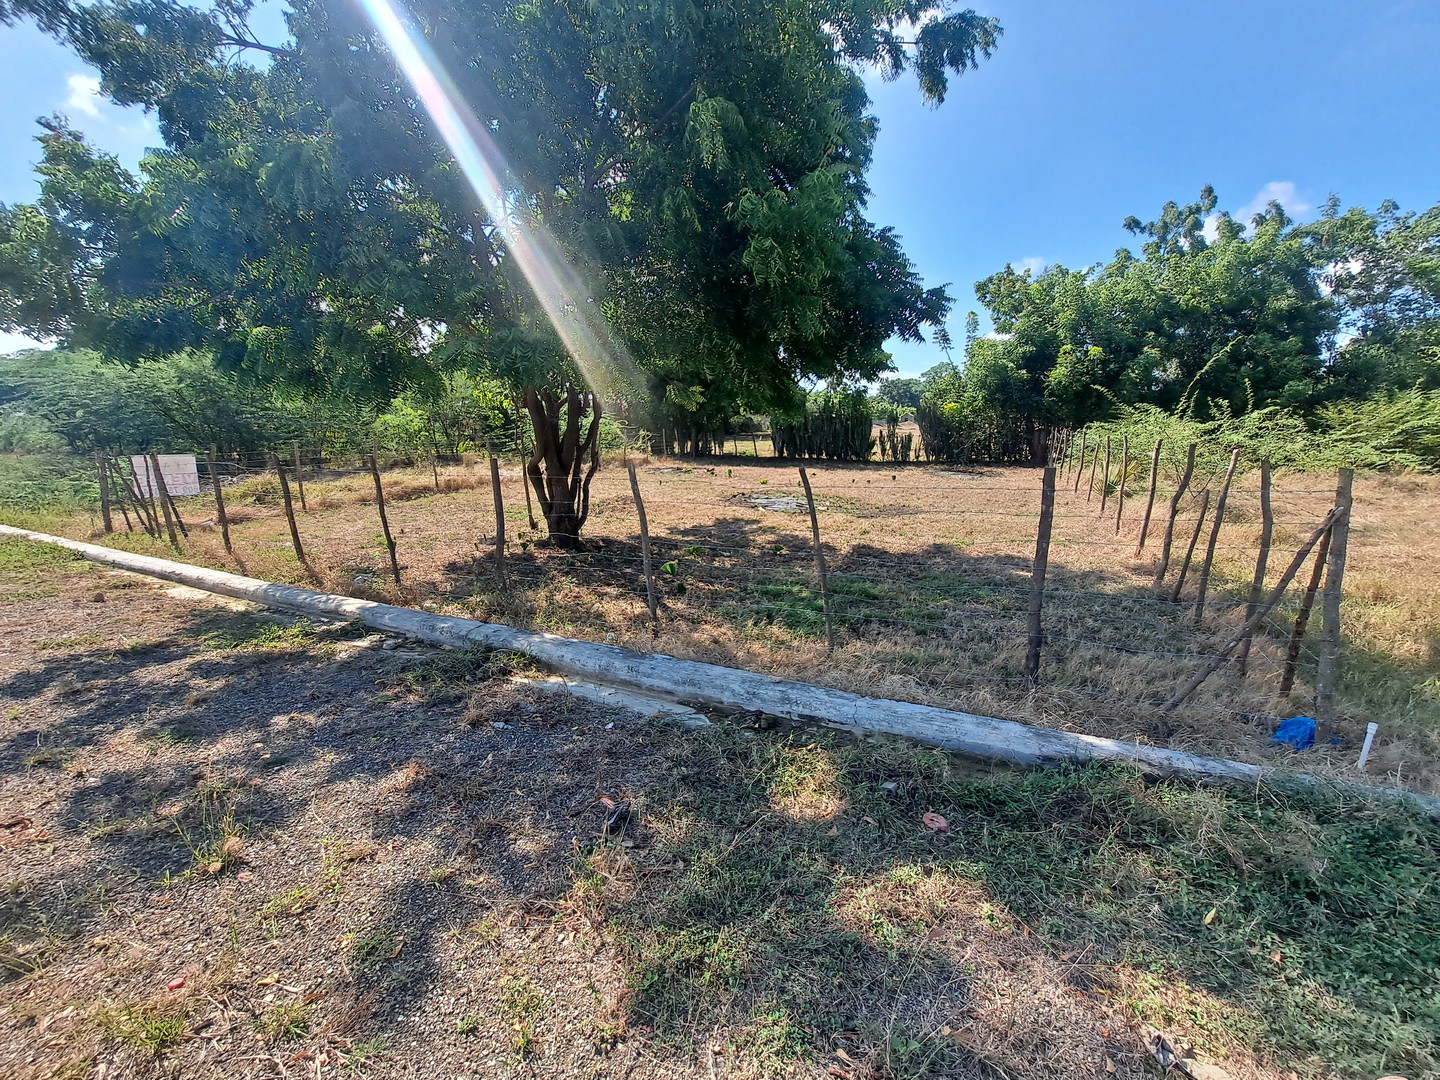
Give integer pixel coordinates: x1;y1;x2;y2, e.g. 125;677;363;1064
21;452;1440;796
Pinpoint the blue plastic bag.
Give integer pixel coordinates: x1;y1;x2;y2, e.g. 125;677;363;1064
1272;716;1316;751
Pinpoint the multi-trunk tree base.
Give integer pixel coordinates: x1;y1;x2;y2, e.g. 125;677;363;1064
523;386;602;548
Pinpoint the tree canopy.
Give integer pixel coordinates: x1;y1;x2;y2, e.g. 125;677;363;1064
0;0;1001;536
915;187;1440;463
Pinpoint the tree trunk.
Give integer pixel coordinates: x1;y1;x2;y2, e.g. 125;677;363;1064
523;386;602;548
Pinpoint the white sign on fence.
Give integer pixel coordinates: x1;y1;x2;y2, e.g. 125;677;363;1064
131;454;201;498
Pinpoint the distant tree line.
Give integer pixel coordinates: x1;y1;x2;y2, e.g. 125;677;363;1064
910;188;1440;466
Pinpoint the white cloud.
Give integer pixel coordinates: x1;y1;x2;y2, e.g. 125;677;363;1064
1236;180;1310;226
1012;256;1047;277
64;73;103;118
1201;181;1312;242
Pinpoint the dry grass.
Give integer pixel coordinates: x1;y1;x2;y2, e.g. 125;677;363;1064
0;550;1434;1079
20;454;1440;794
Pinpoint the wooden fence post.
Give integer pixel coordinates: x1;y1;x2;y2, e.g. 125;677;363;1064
134;455;163;538
96;454;113;533
1237;460;1273;675
1086;436;1100;502
1153;442;1197;586
1134;438;1163;555
797;467;834;652
1162;506;1342;712
292;442;308;511
515;419;539;530
1315;468;1354;719
148;452;182;547
1192;448;1240;623
1098;436;1113;512
151;451;190;539
1113;435;1129;533
369;452;401;585
627;463;659;623
1073;431;1088;493
1280;527;1332;696
274;455;310;573
1024;466;1057;685
111;456;152;536
428;429;441;491
105;456;135;533
1169;489;1210;602
487;443;506;586
208;446;233;556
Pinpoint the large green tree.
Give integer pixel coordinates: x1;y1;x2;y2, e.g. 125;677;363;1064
0;0;999;543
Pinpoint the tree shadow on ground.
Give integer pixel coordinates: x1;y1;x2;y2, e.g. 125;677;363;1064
0;577;1435;1078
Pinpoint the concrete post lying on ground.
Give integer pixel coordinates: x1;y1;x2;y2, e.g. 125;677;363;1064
1;523;1433;816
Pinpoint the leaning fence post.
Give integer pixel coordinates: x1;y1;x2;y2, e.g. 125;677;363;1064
1237;460;1274;675
515;418;539;530
1162;506;1342;712
1280;526;1332;695
207;446;233;556
1153;442;1197;586
1112;435;1130;533
486;441;506;586
1192;448;1240;623
292;442;308;511
105;457;134;533
1024;466;1057;685
275;457;312;576
797;466;834;652
1315;468;1354;719
152;451;189;539
1098;436;1113;513
1134;438;1163;555
95;453;114;533
368;451;401;586
134;454;163;538
627;463;659;623
112;456;153;536
1170;489;1210;603
274;454;310;574
148;451;182;547
1086;436;1100;502
1073;431;1088;494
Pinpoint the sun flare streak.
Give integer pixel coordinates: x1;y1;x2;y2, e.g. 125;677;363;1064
354;0;631;399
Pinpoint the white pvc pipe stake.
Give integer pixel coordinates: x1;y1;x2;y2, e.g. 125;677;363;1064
1357;722;1379;772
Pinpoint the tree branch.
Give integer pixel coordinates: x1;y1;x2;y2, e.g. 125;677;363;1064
217;35;293;58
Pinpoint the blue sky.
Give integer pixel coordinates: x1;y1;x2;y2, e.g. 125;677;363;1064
1;0;1438;375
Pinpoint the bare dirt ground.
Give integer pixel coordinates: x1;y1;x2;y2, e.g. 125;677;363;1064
0;540;1435;1080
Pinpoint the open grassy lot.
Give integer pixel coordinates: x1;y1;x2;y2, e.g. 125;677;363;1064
6;453;1439;795
0;536;1434;1079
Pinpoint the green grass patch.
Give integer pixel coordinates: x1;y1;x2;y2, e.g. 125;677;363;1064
255;1000;312;1042
382;647;535;701
348;926;401;973
97;1002;187;1054
592;725;1439;1078
0;536;81;573
188;612;320;652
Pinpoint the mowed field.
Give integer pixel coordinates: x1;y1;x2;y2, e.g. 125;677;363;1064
14;452;1440;795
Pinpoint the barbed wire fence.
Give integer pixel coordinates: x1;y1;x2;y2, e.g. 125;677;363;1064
80;431;1356;751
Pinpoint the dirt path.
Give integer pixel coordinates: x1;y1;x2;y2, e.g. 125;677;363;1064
0;552;705;1078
